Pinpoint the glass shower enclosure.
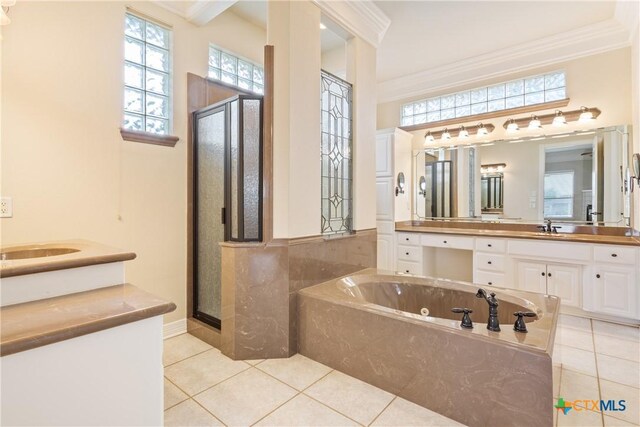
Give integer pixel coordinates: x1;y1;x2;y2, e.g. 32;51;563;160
193;94;263;329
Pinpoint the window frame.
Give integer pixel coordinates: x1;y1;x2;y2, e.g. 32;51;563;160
543;170;575;219
120;10;179;147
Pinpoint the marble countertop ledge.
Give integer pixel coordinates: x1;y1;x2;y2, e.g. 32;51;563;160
0;240;137;278
396;222;640;246
0;284;176;357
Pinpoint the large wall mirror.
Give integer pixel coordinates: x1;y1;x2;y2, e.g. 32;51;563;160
413;125;633;227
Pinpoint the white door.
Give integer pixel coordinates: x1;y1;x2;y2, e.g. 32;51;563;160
547;263;581;308
516;261;547;294
377;232;394;271
593;264;638;318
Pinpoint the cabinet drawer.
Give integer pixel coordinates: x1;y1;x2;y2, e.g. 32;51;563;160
398;245;422;262
508;240;590;261
397;260;422;276
397;232;420;246
475;238;507;253
475;253;506;272
421;234;474;250
593;245;637;265
474;271;506;287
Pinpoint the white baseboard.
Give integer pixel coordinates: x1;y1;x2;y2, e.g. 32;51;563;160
163;319;187;339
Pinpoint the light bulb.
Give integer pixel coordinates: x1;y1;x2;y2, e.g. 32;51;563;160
506;119;519;133
424;131;435;144
319;23;327;30
477;123;489;137
552;110;567;126
528;115;542;130
441;128;451;140
579;106;594;122
458;126;469;139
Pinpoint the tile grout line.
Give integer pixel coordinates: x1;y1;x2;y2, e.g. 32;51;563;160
188;363;254;399
163;376;191;411
300;391;368;426
249;391;301;426
189;397;228;427
590;319;606;427
367;395;397;427
163;346;218;368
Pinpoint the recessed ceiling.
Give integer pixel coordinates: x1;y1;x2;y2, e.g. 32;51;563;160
374;1;617;82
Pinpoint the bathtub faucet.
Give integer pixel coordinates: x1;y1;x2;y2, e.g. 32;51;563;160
475;288;501;332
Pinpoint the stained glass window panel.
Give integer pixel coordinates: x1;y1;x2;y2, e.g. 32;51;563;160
321;71;352;235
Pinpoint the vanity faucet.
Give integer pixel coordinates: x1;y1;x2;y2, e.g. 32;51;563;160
475;288;500;332
537;219;561;234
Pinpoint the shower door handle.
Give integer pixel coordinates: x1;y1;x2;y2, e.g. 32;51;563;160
221;207;226;224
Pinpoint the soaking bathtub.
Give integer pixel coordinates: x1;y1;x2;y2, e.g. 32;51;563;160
297;269;559;427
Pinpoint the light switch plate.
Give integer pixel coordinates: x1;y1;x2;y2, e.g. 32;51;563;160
1;197;13;218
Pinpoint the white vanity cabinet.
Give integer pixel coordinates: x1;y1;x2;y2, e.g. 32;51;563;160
586;245;639;318
515;261;581;307
392;230;640;321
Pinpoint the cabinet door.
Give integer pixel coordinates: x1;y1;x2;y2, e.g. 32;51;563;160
516;261;547;294
547;264;581;308
376;178;394;221
377;232;394;271
375;134;393;177
593;264;638;319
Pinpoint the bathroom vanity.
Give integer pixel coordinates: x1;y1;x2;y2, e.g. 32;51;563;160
0;241;175;426
393;221;640;322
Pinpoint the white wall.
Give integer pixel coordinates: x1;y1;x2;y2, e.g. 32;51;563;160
631;20;640;231
0;2;265;323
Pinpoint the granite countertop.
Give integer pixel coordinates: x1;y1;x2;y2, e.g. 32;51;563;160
395;222;640;246
0;240;137;278
0;284;176;357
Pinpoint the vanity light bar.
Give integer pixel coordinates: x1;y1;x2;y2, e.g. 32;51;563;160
481;163;506;173
424;123;495;144
501;107;600;130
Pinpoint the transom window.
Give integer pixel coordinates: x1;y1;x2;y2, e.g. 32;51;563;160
401;71;566;126
123;12;172;135
544;171;574;218
208;46;264;95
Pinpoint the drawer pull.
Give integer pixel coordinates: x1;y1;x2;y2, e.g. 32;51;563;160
596;274;601;278
443;240;448;244
405;270;410;273
548;273;552;278
611;253;618;258
405;252;410;256
405;238;409;241
541;272;546;277
487;244;492;247
488;282;493;285
487;261;492;265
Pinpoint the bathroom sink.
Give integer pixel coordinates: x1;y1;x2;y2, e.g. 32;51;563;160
0;247;80;261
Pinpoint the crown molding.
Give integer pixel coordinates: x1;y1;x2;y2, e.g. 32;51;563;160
313;0;390;48
614;0;640;41
151;0;237;26
378;18;632;104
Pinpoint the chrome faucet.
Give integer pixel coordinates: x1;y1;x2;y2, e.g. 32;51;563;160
537;219;561;234
475;288;500;332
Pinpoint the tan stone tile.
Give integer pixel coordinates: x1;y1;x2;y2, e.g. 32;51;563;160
255;394;358;426
559;314;592;332
244;359;265;366
593;321;640;343
556;326;595;351
594;334;640;363
257;354;332;391
599;379;640;425
603;414;638;426
371;397;464;426
164;349;250;396
553;365;562;398
597;354;640;389
164;399;223;427
556;408;603;427
304;370;394;426
559;369;600;400
553;344;597;376
194;368;297;426
164;378;188;410
163;333;213;366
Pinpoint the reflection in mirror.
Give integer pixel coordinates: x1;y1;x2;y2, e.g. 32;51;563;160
633;153;640;181
414;125;632;227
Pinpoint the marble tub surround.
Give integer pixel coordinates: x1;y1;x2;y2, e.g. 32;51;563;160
218;229;376;360
0;239;136;278
0;283;176;356
298;269;559;427
396;220;640;246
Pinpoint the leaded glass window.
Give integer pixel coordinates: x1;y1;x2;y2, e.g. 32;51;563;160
321;71;353;235
208;45;264;95
123;13;172;135
401;71;566;126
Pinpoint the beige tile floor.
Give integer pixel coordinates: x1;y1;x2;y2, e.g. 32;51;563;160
163;314;639;427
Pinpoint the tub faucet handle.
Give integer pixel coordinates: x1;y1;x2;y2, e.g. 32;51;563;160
513;311;537;333
451;308;473;329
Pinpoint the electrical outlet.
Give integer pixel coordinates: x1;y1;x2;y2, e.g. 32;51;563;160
1;197;13;218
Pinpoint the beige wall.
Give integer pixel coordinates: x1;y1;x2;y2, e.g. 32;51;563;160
378;48;633;147
631;23;640;231
0;1;265;323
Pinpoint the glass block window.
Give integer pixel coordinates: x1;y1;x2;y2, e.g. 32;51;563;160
321;71;353;236
208;46;264;95
401;71;566;126
123;13;172;135
544;171;574;218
